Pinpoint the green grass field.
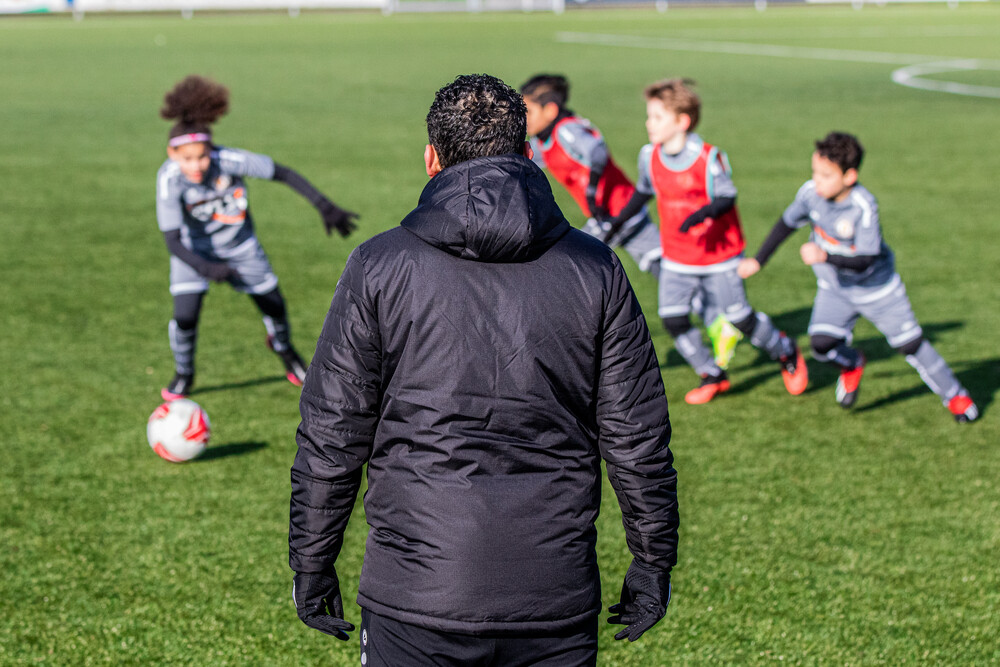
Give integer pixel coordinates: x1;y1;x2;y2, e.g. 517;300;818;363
2;4;998;664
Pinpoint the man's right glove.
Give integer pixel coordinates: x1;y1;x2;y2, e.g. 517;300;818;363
607;560;671;642
292;571;354;640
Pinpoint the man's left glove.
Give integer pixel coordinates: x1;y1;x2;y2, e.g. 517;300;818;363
319;201;359;238
607;560;671;642
292;571;354;640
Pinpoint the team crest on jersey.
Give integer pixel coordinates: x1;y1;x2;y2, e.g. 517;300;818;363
215;175;231;191
835;217;855;239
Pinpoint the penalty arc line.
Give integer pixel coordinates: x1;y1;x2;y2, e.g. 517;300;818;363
555;32;1000;99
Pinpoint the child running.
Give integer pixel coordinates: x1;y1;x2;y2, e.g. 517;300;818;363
738;131;978;422
607;78;807;404
520;73;741;369
156;75;357;401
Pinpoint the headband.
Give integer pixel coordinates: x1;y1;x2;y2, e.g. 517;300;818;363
169;132;212;148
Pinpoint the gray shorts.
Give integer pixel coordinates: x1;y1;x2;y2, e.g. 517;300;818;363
169;238;279;296
581;214;662;274
657;264;752;322
808;273;922;347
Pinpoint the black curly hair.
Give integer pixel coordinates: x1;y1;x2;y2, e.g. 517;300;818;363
520;74;569;109
815;132;864;172
161;75;229;144
426;74;527;169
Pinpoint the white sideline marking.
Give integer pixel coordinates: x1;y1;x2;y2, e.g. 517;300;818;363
652;25;1000;40
555;32;1000;99
555;31;932;64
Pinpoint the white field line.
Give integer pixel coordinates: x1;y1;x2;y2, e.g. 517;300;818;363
892;60;1000;98
651;25;1000;40
555;32;1000;99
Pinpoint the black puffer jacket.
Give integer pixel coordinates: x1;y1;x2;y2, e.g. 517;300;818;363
290;154;677;633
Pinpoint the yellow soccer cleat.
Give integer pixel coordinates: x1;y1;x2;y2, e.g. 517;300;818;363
707;315;742;370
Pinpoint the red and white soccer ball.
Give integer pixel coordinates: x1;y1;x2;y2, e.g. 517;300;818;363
147;399;211;462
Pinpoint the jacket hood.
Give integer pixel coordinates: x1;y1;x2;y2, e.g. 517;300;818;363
401;154;570;263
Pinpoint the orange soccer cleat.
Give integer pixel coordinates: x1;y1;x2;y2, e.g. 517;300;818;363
779;340;809;396
947;393;979;423
685;372;731;405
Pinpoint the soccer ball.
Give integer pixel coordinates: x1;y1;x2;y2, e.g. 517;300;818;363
147;399;211;462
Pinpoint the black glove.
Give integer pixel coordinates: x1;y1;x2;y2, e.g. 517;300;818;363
607;560;671;642
202;262;236;283
292;571;354;640
319;201;358;238
586;188;609;224
680;196;736;234
679;209;708;233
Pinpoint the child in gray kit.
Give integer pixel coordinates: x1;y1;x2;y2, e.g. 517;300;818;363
739;131;978;422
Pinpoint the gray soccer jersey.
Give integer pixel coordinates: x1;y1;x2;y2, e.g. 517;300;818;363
156;146;275;259
781;181;894;289
785;183;922;349
634;133;738;200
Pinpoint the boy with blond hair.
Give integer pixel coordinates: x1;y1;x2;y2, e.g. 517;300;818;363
607;78;807;404
739;131;978;422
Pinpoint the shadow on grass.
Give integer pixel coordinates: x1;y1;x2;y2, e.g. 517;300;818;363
854;356;998;417
190;375;288;396
768;305;813;338
799;320;966;393
658;316;974;404
197;441;268;462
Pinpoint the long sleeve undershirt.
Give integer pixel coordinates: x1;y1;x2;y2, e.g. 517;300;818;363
163;229;213;273
754;218;878;272
272;163;333;211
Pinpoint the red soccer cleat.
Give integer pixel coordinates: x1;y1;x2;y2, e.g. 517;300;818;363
161;372;193;401
779;340;809;396
268;336;307;387
947;394;979;423
835;355;865;409
685;372;731;405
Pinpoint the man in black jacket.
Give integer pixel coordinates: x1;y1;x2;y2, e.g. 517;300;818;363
289;74;678;666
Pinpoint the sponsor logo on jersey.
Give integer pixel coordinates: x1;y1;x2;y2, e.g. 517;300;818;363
187;187;248;225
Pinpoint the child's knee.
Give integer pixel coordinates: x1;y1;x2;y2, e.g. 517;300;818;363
661;315;692;338
810;334;843;357
729;311;757;336
894;336;923;356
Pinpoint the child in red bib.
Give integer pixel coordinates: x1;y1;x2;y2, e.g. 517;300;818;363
522;74;744;370
608;78;807;404
521;74;662;277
